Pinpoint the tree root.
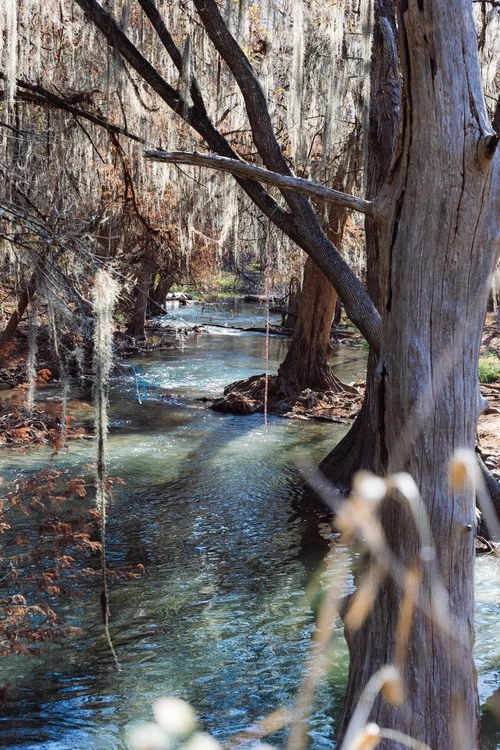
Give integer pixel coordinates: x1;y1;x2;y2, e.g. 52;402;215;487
210;373;362;420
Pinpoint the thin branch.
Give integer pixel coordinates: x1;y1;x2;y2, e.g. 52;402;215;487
144;150;374;216
0;73;146;144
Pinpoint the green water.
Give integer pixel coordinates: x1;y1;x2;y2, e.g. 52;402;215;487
0;302;498;749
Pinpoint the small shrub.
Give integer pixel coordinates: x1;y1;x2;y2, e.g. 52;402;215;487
478;353;500;383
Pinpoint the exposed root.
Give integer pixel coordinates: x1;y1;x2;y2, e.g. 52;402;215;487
0;396;91;448
211;373;363;421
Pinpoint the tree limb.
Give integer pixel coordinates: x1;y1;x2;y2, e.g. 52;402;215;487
144;150;374;216
191;0;383;351
71;0;383;352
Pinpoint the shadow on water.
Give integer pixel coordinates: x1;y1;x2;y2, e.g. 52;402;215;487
0;304;498;749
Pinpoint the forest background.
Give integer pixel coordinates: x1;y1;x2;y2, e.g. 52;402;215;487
0;1;499;749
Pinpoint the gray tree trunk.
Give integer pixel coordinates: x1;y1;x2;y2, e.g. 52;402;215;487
337;2;499;747
319;0;400;492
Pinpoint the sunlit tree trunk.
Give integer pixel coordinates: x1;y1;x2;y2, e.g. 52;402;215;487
276;133;362;398
337;2;499;747
319;0;400;491
276;257;340;396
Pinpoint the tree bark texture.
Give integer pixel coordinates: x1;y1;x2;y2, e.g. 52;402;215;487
148;272;177;316
318;351;378;494
319;0;400;493
276;257;340;396
0;274;36;346
276;137;362;398
338;2;499;748
282;277;301;331
127;248;156;340
145;151;374;216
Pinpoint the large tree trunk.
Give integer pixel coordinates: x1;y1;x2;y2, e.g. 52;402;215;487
275;258;341;396
318;351;378;493
282;276;301;330
319;0;400;492
148;271;177;316
337;2;499;747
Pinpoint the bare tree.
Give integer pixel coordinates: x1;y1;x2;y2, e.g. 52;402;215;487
4;0;499;746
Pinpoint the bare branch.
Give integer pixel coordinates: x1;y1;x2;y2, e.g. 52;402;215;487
145;150;374;216
72;0;383;353
0;73;146;144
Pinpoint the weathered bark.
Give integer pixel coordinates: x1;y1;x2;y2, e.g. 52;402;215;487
319;0;400;493
337;2;499;747
276;258;341;396
282;279;301;330
148;272;177;316
145;151;374;216
318;351;378;494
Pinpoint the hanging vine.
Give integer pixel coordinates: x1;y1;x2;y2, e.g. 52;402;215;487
92;267;121;669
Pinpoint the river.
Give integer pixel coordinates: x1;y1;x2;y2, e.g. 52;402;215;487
0;300;498;750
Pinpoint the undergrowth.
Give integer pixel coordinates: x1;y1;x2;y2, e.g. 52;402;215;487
479;353;500;383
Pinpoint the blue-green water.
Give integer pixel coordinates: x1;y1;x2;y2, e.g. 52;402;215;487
0;301;498;749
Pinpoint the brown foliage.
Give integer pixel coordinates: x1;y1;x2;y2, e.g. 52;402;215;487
0;468;143;656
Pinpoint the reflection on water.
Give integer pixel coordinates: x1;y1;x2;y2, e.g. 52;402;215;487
0;302;498;749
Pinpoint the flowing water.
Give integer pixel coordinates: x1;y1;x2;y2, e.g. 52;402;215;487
0;300;498;750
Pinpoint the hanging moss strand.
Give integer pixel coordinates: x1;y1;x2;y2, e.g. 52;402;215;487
92;268;121;670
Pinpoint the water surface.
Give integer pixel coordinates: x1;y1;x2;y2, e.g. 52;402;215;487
0;300;498;749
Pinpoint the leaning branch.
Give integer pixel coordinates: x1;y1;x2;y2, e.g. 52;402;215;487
0;73;146;144
0;273;37;347
145;150;374;216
